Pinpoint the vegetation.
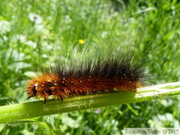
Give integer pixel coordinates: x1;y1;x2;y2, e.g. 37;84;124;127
0;0;179;134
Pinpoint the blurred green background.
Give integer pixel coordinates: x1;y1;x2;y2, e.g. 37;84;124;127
0;0;180;134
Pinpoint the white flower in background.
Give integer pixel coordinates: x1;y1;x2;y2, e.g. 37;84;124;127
25;40;37;48
35;24;44;32
64;15;72;23
29;13;42;24
29;13;44;32
0;20;11;34
13;35;36;48
101;31;108;38
13;35;27;42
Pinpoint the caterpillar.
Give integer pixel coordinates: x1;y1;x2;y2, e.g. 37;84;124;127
27;55;143;103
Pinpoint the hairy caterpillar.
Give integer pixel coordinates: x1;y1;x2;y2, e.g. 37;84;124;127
27;55;143;103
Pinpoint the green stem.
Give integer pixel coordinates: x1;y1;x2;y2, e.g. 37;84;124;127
0;82;180;123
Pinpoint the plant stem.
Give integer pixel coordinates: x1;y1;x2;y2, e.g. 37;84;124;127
0;82;180;123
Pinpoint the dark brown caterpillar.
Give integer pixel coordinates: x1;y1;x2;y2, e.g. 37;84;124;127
27;57;143;103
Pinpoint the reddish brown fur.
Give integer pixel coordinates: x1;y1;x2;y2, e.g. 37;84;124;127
27;73;142;103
